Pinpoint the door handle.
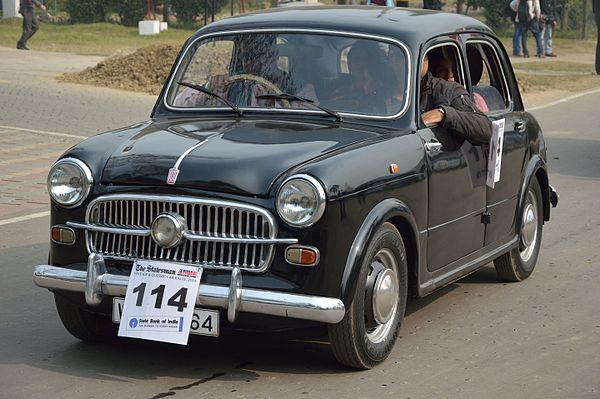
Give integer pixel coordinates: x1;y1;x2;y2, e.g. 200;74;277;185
425;141;442;152
515;121;526;133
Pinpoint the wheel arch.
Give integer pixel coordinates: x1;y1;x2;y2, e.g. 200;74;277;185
534;167;550;222
339;198;420;306
519;155;550;227
387;215;419;300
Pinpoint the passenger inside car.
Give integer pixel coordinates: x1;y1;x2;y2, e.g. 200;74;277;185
429;48;490;113
434;56;456;82
420;52;493;145
327;40;397;114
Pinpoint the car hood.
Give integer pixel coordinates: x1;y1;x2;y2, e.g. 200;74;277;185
101;119;379;197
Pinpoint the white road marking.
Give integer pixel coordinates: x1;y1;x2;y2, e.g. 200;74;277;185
0;125;86;140
528;87;600;111
0;211;50;227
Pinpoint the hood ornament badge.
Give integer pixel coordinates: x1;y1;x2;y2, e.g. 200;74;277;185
166;137;210;186
167;168;180;185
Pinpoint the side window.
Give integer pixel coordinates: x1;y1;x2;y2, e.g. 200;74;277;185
466;42;510;113
425;43;464;86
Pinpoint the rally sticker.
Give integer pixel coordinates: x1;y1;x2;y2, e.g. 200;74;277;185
118;260;202;345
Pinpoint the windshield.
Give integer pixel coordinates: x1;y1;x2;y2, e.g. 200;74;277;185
166;32;409;117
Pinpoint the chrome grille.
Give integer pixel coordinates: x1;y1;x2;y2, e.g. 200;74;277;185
84;194;278;272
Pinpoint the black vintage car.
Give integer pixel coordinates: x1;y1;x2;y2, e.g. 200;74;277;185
34;7;558;369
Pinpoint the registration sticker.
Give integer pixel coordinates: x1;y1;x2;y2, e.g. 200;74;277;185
117;260;202;345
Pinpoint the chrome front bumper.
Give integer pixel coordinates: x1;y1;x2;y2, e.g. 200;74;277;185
33;254;345;325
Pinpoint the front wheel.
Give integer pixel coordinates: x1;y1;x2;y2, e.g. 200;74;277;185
54;292;118;342
494;177;543;282
328;222;408;369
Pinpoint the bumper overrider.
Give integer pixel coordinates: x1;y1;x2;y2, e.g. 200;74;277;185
33;253;345;325
550;184;559;208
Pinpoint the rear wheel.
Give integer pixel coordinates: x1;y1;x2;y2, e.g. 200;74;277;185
328;222;408;369
494;178;543;282
54;292;117;342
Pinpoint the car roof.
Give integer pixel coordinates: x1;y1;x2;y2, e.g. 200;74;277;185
194;6;493;46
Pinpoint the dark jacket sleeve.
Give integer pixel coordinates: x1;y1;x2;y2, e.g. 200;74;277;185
437;82;493;146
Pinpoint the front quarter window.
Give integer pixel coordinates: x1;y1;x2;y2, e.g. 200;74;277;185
166;32;409;118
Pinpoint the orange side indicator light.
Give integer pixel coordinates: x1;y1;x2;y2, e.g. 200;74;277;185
389;164;399;174
51;228;61;242
51;226;75;244
285;246;320;266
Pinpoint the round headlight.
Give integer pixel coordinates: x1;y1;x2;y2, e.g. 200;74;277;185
276;174;326;228
47;158;93;207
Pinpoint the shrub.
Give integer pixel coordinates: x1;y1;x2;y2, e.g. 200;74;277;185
65;0;107;23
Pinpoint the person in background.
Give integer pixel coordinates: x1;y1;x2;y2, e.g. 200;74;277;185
17;0;46;50
366;0;395;6
507;0;523;56
511;0;543;58
540;0;558;57
594;0;600;74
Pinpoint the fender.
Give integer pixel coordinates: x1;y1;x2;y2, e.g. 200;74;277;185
517;154;550;231
339;198;420;306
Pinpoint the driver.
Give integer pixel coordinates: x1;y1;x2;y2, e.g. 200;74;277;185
224;35;285;106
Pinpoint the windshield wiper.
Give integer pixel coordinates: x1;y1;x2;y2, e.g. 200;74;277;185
255;93;342;122
177;81;243;117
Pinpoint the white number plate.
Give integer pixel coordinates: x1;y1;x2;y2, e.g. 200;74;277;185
113;297;219;337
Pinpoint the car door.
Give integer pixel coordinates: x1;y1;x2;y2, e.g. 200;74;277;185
462;36;528;246
418;40;487;272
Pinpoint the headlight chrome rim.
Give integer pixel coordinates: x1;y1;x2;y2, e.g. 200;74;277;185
47;157;93;208
276;174;326;228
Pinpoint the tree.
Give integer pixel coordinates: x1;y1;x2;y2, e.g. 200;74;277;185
117;0;147;27
171;0;204;25
481;0;510;31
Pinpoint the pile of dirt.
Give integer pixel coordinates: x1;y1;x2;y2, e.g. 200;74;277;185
59;45;179;95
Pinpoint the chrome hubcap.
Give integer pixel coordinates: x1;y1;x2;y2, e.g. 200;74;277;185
372;268;399;325
521;204;536;247
366;248;399;344
520;191;538;262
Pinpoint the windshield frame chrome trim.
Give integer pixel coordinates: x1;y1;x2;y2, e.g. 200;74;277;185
163;28;412;121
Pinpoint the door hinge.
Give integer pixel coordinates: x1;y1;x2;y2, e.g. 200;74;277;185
481;211;491;225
